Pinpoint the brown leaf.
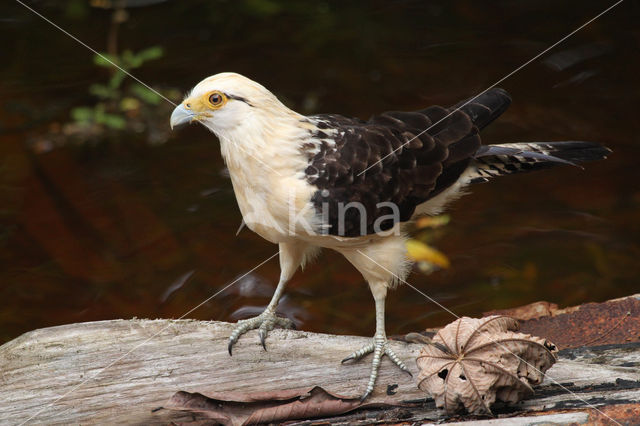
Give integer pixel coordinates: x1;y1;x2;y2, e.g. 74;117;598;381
416;315;557;415
485;301;559;321
161;386;390;425
245;387;362;425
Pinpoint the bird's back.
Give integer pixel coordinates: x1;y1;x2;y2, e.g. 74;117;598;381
303;89;513;237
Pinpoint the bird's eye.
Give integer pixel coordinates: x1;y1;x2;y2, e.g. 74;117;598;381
208;92;226;107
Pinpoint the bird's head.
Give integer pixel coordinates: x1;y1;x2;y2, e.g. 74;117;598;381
170;72;294;138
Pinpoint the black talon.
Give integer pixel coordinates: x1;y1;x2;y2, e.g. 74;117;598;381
226;312;295;357
259;330;267;351
359;390;371;403
404;369;413;378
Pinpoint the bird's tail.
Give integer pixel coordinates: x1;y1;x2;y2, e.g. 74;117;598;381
468;141;611;183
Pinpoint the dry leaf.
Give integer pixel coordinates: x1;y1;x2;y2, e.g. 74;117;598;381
484;301;560;321
416;315;557;415
406;239;450;269
160;386;398;425
415;215;450;229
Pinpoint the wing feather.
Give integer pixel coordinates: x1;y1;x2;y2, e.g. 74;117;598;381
305;88;512;237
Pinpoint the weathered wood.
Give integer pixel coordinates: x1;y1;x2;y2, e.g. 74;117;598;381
0;319;421;424
1;319;639;424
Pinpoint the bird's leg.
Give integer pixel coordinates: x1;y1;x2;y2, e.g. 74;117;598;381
341;282;411;401
228;242;303;355
227;277;294;354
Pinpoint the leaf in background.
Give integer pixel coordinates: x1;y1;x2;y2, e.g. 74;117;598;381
130;83;161;105
120;97;141;112
415;215;450;229
245;0;283;17
417;261;437;274
65;0;88;20
101;114;127;130
89;83;115;99
121;49;138;68
406;239;450;269
93;52;119;67
70;106;94;124
135;46;164;62
108;70;127;90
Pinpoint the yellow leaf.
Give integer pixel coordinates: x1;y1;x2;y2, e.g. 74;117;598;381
415;215;450;229
417;261;436;274
120;97;141;111
406;239;450;268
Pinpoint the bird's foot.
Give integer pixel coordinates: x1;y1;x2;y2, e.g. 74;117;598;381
342;335;411;401
228;308;294;355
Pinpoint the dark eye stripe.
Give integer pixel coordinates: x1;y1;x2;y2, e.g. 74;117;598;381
226;93;253;107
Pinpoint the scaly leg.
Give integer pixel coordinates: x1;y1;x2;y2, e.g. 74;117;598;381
342;281;411;401
227;276;294;354
228;242;306;355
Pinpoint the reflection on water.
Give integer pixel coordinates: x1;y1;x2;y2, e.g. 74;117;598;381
1;0;639;343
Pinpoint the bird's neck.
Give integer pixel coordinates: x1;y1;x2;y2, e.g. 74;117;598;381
214;108;319;243
217;108;311;177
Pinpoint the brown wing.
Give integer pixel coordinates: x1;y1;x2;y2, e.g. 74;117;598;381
305;88;512;237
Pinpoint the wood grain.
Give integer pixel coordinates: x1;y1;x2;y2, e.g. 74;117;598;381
1;319;638;424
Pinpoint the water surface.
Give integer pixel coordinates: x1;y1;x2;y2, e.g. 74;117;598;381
1;0;638;343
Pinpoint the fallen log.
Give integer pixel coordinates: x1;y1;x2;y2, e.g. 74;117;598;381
1;316;639;425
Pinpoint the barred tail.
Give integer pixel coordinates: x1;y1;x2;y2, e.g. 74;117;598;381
468;141;611;183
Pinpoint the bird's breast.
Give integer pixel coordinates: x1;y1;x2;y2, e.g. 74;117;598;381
226;160;319;244
218;126;333;243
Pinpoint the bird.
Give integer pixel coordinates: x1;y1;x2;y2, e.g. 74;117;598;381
170;72;610;400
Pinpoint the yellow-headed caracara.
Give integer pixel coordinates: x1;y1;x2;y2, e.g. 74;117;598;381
170;72;609;400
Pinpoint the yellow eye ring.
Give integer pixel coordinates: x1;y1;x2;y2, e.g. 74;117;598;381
207;91;227;108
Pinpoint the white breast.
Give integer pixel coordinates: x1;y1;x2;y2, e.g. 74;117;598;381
220;133;320;244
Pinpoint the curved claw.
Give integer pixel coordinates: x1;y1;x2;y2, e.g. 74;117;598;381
359;389;372;403
226;310;295;355
341;342;375;364
341;354;355;364
343;336;410;401
259;328;268;351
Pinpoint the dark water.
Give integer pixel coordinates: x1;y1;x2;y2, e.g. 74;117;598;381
1;0;639;343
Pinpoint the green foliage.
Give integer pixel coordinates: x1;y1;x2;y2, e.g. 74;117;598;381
244;0;283;17
64;0;88;20
71;46;165;130
130;83;161;105
70;106;94;124
93;53;119;67
128;46;164;65
71;104;126;129
88;84;116;99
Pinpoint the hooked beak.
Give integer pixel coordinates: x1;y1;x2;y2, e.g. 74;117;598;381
170;103;197;130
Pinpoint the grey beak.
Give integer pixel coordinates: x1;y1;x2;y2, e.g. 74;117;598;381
170;103;196;130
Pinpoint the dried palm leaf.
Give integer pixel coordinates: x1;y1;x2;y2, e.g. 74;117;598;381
416;315;557;415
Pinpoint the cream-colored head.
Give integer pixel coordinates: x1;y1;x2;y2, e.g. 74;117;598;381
170;72;295;138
